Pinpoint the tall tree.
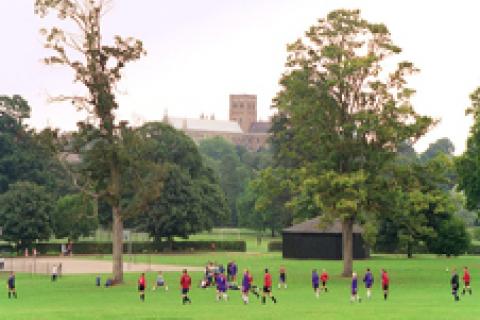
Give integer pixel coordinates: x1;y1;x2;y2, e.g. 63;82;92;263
457;87;480;211
36;0;146;282
272;9;432;276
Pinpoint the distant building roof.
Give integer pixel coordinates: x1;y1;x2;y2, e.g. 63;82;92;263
283;217;363;234
167;118;243;134
248;121;271;134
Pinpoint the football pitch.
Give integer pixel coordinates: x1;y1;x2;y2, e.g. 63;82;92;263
1;252;478;320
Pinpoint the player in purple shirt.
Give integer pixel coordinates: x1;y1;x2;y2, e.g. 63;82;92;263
351;272;361;303
312;269;320;298
216;272;228;301
363;268;374;299
241;269;251;304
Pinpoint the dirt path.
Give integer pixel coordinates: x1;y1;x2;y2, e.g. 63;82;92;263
0;256;203;274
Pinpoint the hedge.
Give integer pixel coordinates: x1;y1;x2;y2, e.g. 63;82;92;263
24;240;246;255
268;240;282;252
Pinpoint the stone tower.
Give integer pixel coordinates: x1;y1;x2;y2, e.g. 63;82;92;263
229;94;257;133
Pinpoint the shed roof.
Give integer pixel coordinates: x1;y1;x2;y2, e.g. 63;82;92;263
283;217;363;234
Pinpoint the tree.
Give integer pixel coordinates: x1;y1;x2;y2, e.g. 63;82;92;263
53;193;99;240
271;9;433;276
238;167;293;237
420;137;455;162
425;216;470;256
36;0;146;282
133;123;228;242
374;155;460;257
0;182;54;248
199;137;251;226
457;87;480;211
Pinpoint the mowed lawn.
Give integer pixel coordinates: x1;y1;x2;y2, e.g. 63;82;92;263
1;253;479;320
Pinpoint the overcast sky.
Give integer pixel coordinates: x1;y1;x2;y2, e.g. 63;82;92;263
1;0;479;153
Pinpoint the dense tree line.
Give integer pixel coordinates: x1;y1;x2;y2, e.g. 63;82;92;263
0;96;229;254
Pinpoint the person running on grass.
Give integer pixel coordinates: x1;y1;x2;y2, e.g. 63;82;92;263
351;272;361;303
7;272;17;299
381;269;390;301
138;273;146;301
278;265;287;289
451;268;460;301
180;269;192;305
262;268;277;304
248;270;260;299
363;268;374;299
462;266;472;295
320;269;329;293
312;269;320;298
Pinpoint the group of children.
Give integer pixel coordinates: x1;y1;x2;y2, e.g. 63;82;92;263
5;264;473;304
349;268;389;303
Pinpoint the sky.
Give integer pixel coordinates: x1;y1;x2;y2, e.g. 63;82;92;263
1;0;479;154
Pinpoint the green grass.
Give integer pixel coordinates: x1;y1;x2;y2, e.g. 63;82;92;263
1;253;479;319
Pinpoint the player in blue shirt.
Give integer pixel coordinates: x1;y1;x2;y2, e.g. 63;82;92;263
216;272;228;301
351;272;361;303
241;269;251;304
363;268;374;299
312;269;320;298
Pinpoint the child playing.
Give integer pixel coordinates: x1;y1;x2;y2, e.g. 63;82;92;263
262;268;277;304
278;265;287;289
451;268;460;301
462;266;472;295
153;271;168;291
138;273;146;301
320;269;329;293
180;269;192;305
241;269;251;304
312;269;320;298
7;272;17;299
351;272;361;303
381;269;389;301
363;268;374;299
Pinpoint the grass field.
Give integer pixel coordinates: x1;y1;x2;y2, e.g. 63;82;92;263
1;252;479;320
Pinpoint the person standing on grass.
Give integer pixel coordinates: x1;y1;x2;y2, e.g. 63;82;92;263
381;269;389;301
320;269;329;293
451;268;460;301
312;269;320;298
180;269;192;305
216;271;228;301
138;273;146;301
351;272;361;303
462;266;472;295
278;265;287;289
363;268;374;299
51;264;58;282
7;272;17;299
241;269;251;304
262;268;277;304
231;261;238;283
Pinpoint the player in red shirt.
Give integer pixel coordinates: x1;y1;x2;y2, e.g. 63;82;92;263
462;266;472;295
138;273;146;302
262;268;277;304
320;269;329;293
381;269;389;300
180;269;192;304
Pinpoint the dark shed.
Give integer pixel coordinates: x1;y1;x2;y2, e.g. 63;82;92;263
282;217;369;260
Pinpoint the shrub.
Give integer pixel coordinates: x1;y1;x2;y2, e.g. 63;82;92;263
268;240;282;252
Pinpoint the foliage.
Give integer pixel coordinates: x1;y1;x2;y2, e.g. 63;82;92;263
0;181;54;248
457;87;480;211
238;167;293;236
134;123;229;241
420;137;455;162
199;136;271;227
373;156;463;257
425;216;470;256
52;193;99;240
270;9;433;275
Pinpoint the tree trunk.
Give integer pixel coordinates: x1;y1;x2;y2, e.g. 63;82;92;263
342;218;353;277
407;242;413;259
112;205;123;283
